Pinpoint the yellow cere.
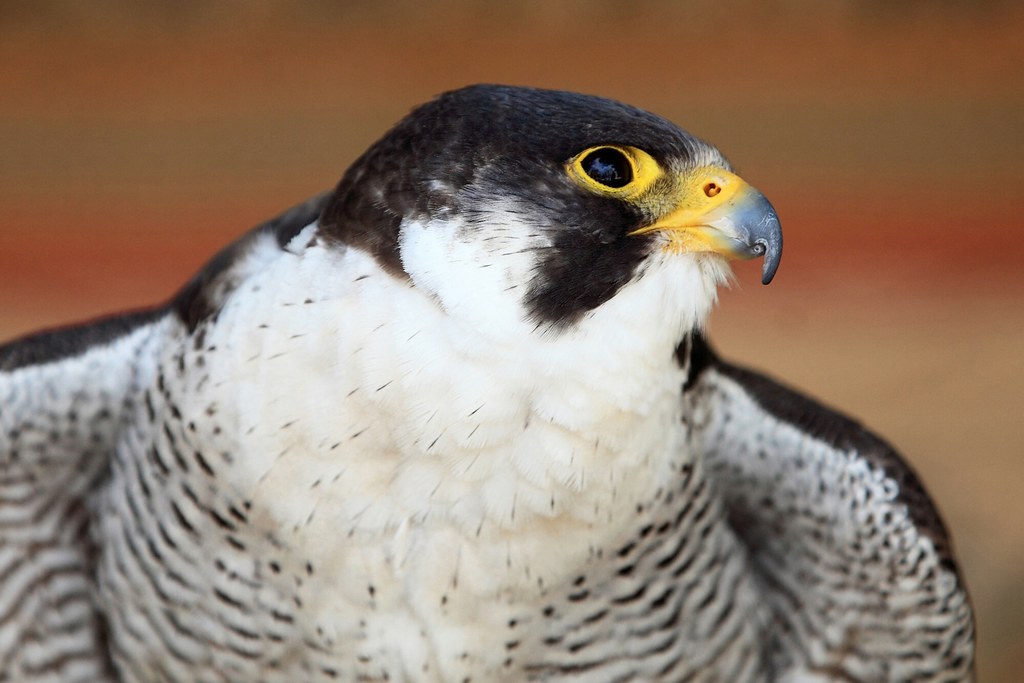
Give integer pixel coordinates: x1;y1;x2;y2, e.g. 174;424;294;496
627;167;754;257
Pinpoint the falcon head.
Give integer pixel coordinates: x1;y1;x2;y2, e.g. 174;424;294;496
321;84;781;343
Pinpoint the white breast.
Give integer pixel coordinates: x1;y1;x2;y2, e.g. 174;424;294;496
146;219;727;679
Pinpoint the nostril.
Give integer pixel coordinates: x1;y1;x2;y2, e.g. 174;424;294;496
703;182;721;198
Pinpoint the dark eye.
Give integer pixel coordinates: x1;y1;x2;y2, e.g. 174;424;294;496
581;148;632;188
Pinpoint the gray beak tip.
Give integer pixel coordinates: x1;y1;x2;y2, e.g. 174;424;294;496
753;210;783;285
760;238;781;285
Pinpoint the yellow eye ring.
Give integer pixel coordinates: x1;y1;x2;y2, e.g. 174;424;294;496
566;145;661;200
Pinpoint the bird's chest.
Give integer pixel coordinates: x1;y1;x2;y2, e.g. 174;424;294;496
94;310;765;681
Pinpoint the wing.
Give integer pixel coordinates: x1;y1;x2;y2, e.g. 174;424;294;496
0;309;168;682
683;334;975;681
0;191;330;682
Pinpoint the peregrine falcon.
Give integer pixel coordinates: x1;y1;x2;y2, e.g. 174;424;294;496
0;85;974;682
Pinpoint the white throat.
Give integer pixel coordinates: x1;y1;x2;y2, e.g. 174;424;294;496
204;218;731;539
385;212;730;519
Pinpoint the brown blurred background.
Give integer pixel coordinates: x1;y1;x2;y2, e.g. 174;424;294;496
1;1;1022;678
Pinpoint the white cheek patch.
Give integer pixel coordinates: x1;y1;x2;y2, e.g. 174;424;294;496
398;212;550;339
397;218;452;301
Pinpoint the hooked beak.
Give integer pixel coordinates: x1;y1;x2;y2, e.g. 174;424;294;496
628;167;783;284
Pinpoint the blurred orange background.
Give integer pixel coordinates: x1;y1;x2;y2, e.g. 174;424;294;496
1;2;1022;678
